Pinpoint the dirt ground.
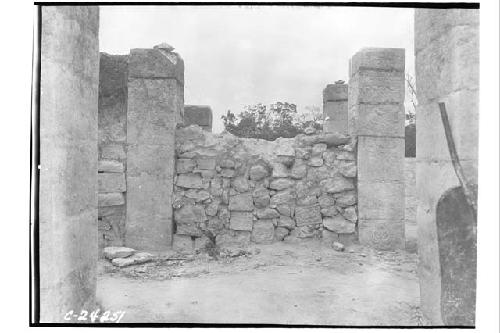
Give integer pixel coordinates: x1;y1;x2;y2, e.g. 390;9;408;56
97;239;424;325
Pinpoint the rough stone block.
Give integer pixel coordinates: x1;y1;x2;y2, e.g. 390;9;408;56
98;173;126;193
270;190;296;206
176;173;204;189
101;144;126;160
127;144;175;177
229;193;254;211
196;157;216;170
184;105;213;131
295;204;322;226
416;90;479;161
176;158;196;173
277;216;295;229
269;178;295;191
98;160;124;173
229;212;253;231
320;175;355;194
249;164;269;180
358;219;405;250
172;234;194;253
358;182;405;220
357;136;404;182
174;204;207;225
255;208;280;219
103;247;135;260
128;48;184;82
355;103;405;137
350;47;405;75
251;220;275;243
216;230;251;248
349;70;405;104
323;83;348;102
98;193;125;207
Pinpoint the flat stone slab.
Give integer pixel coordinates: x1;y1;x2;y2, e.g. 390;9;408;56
103;246;135;260
111;252;155;267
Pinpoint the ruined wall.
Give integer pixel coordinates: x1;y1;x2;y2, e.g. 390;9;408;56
415;9;478;326
39;6;99;322
98;53;128;251
171;126;357;252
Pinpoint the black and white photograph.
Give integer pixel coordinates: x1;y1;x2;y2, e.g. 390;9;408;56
12;0;498;329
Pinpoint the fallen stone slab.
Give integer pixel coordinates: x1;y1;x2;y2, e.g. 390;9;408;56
103;246;135;260
111;252;155;267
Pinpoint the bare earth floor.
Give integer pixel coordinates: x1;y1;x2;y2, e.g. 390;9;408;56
97;240;423;325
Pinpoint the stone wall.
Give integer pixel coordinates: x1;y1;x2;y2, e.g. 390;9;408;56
39;6;100;322
323;82;348;134
97;53;128;251
184;105;213;132
171;126;357;252
415;9;478;326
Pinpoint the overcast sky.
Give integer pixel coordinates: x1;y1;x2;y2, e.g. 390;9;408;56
100;5;414;133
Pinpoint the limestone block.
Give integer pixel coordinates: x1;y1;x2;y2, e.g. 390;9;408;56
350;48;405;75
176;158;196;174
414;9;479;54
184;189;210;203
176;173;204;189
358;219;405;250
323;119;348;135
276;204;294;217
341;206;358;222
249;164;269;180
216;230;251;247
101;144;126;160
323;215;355;234
289;225;321;239
229;193;254;211
98;193;125;207
98;205;125;218
98;160;124;173
127;79;181;145
321;207;338;217
320;175;354;194
129;48;184;82
232;177;250;192
194;235;212;251
229;212;253;231
357;136;404;182
174;204;207;224
295;204;322;226
172;234;194;253
349;70;405;104
338;160;357;178
415;25;478;104
220;168;236;178
323;151;336;166
176;222;203;237
272;162;289;178
111;252;154;267
358;182;405;220
295;147;311;159
318;194;335;209
355;103;405;137
253;187;270;208
297;195;318;206
307;156;323;167
196;157;216;170
98;173;126;193
290;163;307;179
277;216;295;229
255;208;280;219
269;178;295;191
251;220;275;243
323;83;348;102
275;227;290;241
276;143;295;157
184;105;213;131
416;91;479;161
270;190;296;206
103;246;135;260
336;151;355;160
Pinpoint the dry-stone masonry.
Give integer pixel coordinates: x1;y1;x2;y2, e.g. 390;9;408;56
415;9;478;326
348;47;406;250
39;6;99;322
323;82;348;134
171;125;357;253
184;105;213;132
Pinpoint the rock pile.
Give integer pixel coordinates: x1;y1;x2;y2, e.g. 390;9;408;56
172;125;359;253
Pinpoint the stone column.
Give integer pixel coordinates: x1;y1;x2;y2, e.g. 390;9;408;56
125;45;184;251
348;48;406;250
415;9;478;326
39;6;99;322
323;82;348;134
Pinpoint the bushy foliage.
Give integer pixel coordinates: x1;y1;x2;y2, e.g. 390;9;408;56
222;102;322;141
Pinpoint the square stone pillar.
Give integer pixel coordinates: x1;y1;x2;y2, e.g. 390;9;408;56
39;6;100;322
348;48;406;250
323;83;348;134
415;9;478;326
125;45;184;251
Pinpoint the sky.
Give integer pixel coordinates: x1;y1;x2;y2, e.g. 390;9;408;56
100;5;414;133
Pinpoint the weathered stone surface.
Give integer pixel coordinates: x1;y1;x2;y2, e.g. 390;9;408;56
295;147;311;159
306;166;333;182
219;159;236;169
289;225;321;239
220;168;236;178
229;193;254;211
252;187;270;208
277;216;295;229
290;163;307;179
336;151;355;160
111;252;154;267
323;83;348;102
251;220;275;243
308;156;324;167
322;151;336;166
295;204;322;226
296;195;318;206
317;133;351;147
274;227;290;241
255;208;280;219
358;182;404;220
338;160;357;178
101;144;126;160
277;204;294;217
358;136;404;182
99;160;124;173
176;174;204;189
335;191;357;207
103;247;135;260
312;143;328;156
332;242;345;252
172;234;194;253
355;103;405;138
323;215;355;233
216;230;251;247
174;204;207;224
196;157;216;170
184;189;210;202
176;222;203;237
320;176;354;193
205;201;219;216
128;48;184;82
232;177;249;193
98;173;126;193
229;212;253;231
270;190;295;206
318;194;335;209
269;178;295;191
321;207;338;217
271;162;289;178
176;159;196;173
276;144;295;157
98;193;125;207
358;219;404;250
341;206;358;222
350;47;405;75
194;235;212;251
248;164;268;180
277;155;295;167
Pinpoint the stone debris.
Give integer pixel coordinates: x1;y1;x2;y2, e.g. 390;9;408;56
103;246;135;260
332;242;345;252
153;42;175;51
111;252;155;267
